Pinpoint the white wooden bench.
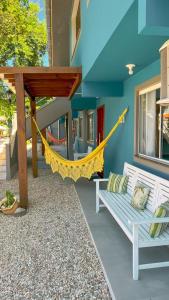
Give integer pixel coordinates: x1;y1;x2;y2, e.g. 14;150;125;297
94;162;169;280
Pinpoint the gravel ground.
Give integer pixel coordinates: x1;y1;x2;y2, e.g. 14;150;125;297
0;169;111;300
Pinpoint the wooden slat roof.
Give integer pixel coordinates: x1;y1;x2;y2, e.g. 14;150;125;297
0;66;82;98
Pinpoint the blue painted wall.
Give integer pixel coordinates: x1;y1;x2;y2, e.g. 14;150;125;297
138;0;169;35
70;1;169;179
71;0;169;83
71;97;96;111
71;0;134;78
97;59;169;181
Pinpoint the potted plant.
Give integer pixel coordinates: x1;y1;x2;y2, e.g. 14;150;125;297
0;190;18;215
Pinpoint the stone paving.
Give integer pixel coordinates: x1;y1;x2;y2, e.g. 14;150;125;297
0;169;111;300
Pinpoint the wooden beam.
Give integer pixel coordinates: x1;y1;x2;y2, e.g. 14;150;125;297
69;74;81;98
32;93;69;97
24;78;74;84
0;66;82;74
15;73;28;208
30;97;38;178
25;82;73;88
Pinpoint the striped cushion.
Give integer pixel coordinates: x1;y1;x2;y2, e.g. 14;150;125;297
149;201;169;238
107;172;128;194
131;183;150;210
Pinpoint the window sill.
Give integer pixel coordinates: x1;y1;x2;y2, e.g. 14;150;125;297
134;155;169;175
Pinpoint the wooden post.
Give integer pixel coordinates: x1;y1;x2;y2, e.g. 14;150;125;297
65;114;69;159
41;128;46;156
67;110;73;160
15;73;28;208
30;97;38;178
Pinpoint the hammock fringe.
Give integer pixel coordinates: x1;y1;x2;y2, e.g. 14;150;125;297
33;108;128;181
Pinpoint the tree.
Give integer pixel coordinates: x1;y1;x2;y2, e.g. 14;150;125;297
0;83;16;127
0;0;47;66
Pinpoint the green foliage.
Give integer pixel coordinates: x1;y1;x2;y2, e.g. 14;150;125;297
0;0;47;66
0;84;16;127
0;99;15;127
36;97;53;109
5;190;15;207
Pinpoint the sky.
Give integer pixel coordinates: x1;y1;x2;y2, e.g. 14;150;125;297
30;0;45;21
30;0;49;66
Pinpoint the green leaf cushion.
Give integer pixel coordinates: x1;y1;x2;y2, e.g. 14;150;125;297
149;200;169;238
107;172;129;194
131;183;150;210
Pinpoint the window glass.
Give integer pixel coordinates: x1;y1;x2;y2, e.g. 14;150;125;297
78;116;83;139
72;119;78;142
138;86;169;162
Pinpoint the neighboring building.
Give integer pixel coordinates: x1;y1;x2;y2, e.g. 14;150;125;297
46;0;169;179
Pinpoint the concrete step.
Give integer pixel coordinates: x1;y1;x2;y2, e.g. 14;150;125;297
26;98;71;140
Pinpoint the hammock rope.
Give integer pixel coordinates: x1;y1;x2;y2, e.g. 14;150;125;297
33;108;128;181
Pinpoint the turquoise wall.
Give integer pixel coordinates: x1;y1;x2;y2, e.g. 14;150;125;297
71;0;134;78
138;0;169;35
97;59;169;180
71;97;96;111
70;1;169;179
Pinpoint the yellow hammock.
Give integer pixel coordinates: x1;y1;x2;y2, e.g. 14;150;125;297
33;108;128;181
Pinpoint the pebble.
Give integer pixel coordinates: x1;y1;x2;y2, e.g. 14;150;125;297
0;169;111;300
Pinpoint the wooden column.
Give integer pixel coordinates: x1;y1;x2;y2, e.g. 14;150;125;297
15;73;28;208
67;110;73;160
30;97;38;178
41;128;46;156
65;114;69;159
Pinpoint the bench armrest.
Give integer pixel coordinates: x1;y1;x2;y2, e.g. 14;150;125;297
74;152;88;160
128;216;169;225
93;178;109;182
94;178;108;194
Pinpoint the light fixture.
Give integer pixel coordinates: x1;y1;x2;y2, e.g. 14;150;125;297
126;64;135;75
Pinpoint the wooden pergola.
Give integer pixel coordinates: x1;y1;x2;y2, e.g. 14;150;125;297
0;66;81;208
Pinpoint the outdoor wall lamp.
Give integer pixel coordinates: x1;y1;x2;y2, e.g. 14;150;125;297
126;64;135;75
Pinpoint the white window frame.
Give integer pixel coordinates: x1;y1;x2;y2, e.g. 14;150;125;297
135;78;169;173
87;111;94;144
78;115;83;140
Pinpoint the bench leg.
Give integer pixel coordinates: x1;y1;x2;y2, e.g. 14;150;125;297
96;194;100;213
133;224;139;280
96;181;100;213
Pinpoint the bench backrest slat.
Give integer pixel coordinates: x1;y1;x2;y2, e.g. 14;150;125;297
123;163;169;213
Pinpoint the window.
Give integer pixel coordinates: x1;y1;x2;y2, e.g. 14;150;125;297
87;111;94;143
71;0;81;56
78;116;83;139
86;0;90;8
135;81;169;166
72;118;78;141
